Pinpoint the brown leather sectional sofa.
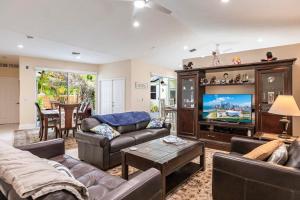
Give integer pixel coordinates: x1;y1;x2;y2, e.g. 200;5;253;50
76;118;171;170
213;137;300;200
0;139;162;200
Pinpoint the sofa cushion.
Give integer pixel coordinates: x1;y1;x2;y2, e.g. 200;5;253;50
90;124;120;140
125;130;155;144
81;118;101;132
117;124;136;134
147;128;170;138
136;121;150;130
285;139;300;168
243;140;283;160
109;135;136;153
51;155;126;200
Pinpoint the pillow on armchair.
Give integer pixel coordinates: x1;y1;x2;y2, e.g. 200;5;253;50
243;140;283;161
267;144;288;165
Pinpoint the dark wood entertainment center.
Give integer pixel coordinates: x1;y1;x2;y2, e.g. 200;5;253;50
176;58;296;150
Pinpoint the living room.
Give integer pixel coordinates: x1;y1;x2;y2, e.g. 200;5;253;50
1;1;300;200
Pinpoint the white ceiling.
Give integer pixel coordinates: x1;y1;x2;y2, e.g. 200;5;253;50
0;0;299;69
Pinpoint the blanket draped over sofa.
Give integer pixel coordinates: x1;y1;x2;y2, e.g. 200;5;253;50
0;141;88;200
93;111;151;126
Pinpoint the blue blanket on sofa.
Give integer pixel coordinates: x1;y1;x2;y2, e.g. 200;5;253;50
93;111;151;127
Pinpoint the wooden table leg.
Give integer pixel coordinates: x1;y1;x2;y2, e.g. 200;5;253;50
200;146;205;171
44;117;48;141
161;171;166;200
121;152;128;180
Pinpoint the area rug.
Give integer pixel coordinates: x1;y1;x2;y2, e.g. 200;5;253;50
107;148;222;200
13;130;224;200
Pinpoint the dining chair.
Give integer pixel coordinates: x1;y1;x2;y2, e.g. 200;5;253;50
35;102;44;139
77;101;90;129
50;100;60;110
56;103;80;138
35;102;57;140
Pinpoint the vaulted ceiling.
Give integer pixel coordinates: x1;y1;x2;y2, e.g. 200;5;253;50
0;0;299;69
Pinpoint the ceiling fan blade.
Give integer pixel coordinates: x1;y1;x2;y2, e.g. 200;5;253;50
148;1;172;15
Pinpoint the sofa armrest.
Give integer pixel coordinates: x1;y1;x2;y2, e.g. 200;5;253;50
163;122;171;131
102;168;162;200
76;130;109;148
17;139;65;159
213;152;300;200
230;136;267;154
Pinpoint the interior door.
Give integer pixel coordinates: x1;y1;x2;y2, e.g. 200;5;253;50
100;80;113;114
112;79;125;113
0;77;19;124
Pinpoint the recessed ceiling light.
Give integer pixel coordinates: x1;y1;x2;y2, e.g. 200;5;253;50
257;38;264;43
133;20;140;28
76;56;81;59
134;0;146;8
221;0;230;3
183;45;189;50
17;44;24;49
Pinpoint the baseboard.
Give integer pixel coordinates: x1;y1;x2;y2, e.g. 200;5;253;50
18;123;36;130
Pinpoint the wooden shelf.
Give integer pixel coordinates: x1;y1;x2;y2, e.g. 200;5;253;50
198;120;255;129
200;82;255;87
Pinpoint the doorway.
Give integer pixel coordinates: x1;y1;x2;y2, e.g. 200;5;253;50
0;77;19;124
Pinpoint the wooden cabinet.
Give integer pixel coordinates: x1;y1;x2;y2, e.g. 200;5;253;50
256;66;293;135
177;72;200;138
176;59;296;150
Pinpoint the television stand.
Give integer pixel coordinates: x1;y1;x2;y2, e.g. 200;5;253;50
198;120;255;150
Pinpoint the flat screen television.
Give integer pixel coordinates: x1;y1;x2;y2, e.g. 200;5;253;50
202;94;252;123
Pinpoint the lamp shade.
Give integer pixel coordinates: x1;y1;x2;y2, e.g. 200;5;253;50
268;95;300;116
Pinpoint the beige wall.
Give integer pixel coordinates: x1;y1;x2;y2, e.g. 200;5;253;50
131;59;176;112
183;43;300;135
98;59;176;113
98;60;132;111
19;56;98;128
0;67;19;78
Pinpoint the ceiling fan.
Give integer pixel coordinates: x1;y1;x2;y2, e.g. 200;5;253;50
116;0;172;15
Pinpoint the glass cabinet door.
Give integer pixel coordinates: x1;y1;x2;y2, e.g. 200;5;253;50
181;77;195;108
259;71;286;112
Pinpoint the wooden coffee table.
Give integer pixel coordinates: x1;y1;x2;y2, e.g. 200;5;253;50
121;137;205;199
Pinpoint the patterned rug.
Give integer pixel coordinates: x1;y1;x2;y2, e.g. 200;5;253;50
13;129;224;200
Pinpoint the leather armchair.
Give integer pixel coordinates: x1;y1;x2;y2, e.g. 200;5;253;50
212;136;300;200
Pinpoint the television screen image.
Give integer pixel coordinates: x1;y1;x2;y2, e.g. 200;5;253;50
203;94;252;123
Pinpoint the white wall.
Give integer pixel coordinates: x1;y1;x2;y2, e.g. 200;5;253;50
19;56;98;128
98;59;176;112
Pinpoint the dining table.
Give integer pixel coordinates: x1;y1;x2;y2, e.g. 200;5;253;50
41;109;85;140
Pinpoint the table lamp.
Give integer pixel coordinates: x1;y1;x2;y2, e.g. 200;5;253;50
268;95;300;139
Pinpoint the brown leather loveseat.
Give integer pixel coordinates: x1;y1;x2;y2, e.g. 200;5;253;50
76;117;171;170
212;136;300;200
0;139;162;200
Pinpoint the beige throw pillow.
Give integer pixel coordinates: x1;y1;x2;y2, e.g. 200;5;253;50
243;140;283;160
